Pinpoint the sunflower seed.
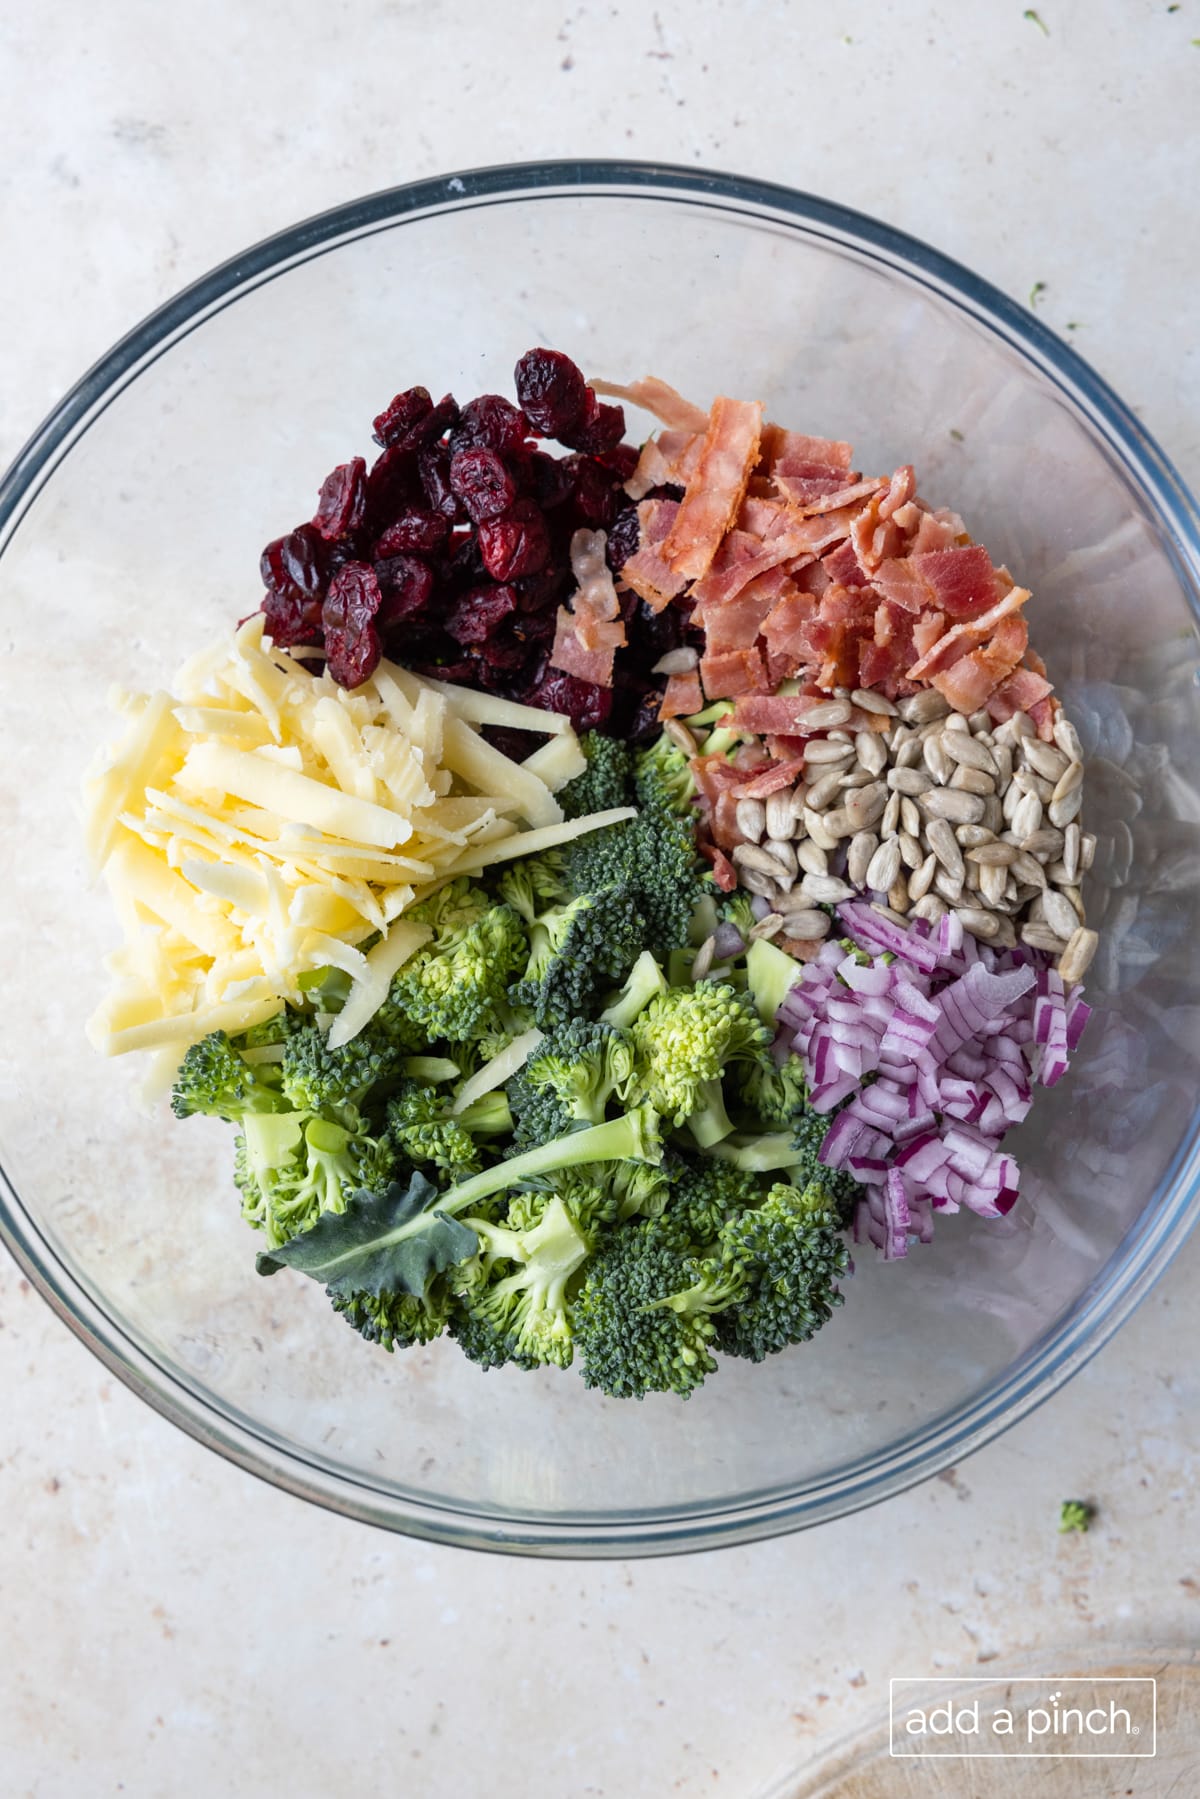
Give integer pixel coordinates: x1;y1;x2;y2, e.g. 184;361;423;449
821;806;857;839
950;764;996;797
956;906;1000;941
992;742;1013;789
796;839;829;878
840;767;876;791
888;873;911;914
664;718;697;754
802;699;853;729
1063;822;1081;884
738;866;777;900
855;730;888;776
799;873;856;905
804;807;840;851
909;853;937;901
866;838;902;893
898;830;924;870
791;783;811;818
991;916;1018;950
1051;761;1084;807
851;688;898;716
1010;850;1048;887
943;732;999;776
911;892;948;925
1013;767;1055;803
1002;780;1022;823
747;913;785;942
1079;831;1097;871
895;736;926;770
1023;738;1071;782
883;791;902;837
1021;922;1068;953
920;788;986;825
765;790;794;840
1011;790;1043;839
732;842;794;886
828;728;854;744
846;831;878;887
934;866;965;904
845;781;888;830
778;908;831;941
1048;787;1083;829
1053;715;1084;763
979;862;1008;908
805;770;845;810
871;903;910;927
966;841;1019;867
944;711;970;734
1021;826;1064;860
898;689;951;725
804;739;856;766
691;935;716;979
652;646;700;675
1058;926;1099;984
1046;860;1071;885
888;766;932;796
926;817;965;880
923;734;953;784
955;823;995;848
765;836;798;877
735;798;766;841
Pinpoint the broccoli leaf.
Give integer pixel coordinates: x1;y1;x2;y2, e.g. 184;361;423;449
256;1171;478;1299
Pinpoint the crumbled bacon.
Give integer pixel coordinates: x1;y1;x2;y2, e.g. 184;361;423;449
663;397;764;581
659;670;704;718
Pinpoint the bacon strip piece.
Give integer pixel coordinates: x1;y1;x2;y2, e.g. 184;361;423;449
906;586;1031;682
621;498;689;610
663;397;764;581
776;477;885;516
730;756;807;800
625;428;703;500
699;644;769;699
591;374;710;433
909;545;999;619
658;670;704;719
760;427;854;473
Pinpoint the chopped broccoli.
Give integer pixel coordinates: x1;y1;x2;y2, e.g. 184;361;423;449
717;888;758;944
662;1180;849;1363
379;878;528;1044
448;1306;541;1372
496;852;568;926
507;1020;637;1147
600;949;669;1031
629;980;771;1146
387;1082;486;1180
279;1020;405;1122
1059;1499;1095;1534
454;1195;592;1368
437;1104;664;1220
171;1030;288;1122
666;1155;765;1242
236;1113;382;1250
574;1218;720;1399
733;1050;809;1133
558;731;634;820
634;729;695;817
235;1008;305;1050
331;1282;453;1351
509;885;646;1029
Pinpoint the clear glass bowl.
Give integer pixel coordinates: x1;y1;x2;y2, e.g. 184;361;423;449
2;162;1198;1557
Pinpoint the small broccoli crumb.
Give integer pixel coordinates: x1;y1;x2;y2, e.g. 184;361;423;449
1059;1499;1095;1533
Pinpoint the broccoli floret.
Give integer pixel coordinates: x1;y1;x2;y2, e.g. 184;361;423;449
1059;1499;1095;1534
455;1196;592;1369
509;885;646;1029
234;1008;306;1050
279;1021;405;1122
733;1050;809;1133
378;878;528;1044
558;731;634;819
630;980;771;1146
634;730;696;816
331;1282;453;1351
436;1104;664;1221
386;1082;485;1180
496;852;568;925
663;1180;849;1364
599;949;669;1031
574;1218;720;1399
666;1155;766;1242
507;1021;637;1147
448;1305;542;1372
171;1030;288;1122
790;1103;866;1221
717;888;759;945
237;1113;381;1250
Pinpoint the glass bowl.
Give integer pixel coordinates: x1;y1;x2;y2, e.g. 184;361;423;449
2;161;1198;1557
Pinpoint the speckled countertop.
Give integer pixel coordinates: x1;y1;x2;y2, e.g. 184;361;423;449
2;4;1198;1795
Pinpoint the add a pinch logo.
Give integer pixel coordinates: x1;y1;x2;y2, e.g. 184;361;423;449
889;1676;1156;1758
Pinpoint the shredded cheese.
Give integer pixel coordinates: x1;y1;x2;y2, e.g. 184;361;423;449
84;620;627;1060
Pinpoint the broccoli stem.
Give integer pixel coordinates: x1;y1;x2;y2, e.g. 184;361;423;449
441;1106;662;1217
703;1132;809;1172
600;950;668;1031
686;1077;736;1148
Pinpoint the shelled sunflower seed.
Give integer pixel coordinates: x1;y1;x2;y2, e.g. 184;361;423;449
722;696;1096;979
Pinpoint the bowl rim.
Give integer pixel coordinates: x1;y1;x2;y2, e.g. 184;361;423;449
3;157;1199;1558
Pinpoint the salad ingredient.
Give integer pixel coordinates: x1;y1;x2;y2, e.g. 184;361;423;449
1059;1499;1095;1533
84;618;635;1060
777;904;1088;1254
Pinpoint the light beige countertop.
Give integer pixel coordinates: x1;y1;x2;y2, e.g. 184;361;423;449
2;3;1197;1794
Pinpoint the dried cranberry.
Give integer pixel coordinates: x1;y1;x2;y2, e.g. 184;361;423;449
512;447;577;511
559;391;626;457
364;444;422;536
514;348;588;438
525;669;614;733
599;441;640;482
478;500;551;581
313;458;367;541
623;685;668;742
605;504;642;571
514;565;568;612
628;594;684;662
261;585;324;648
404;640;478;682
568;456;621;530
449;447;517;524
261;523;326;603
478;621;530;670
373;509;451;557
484;724;543;762
375;554;435;627
449;394;529;458
444;583;519;646
371;386;433;449
322;561;383;688
417;443;462;520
